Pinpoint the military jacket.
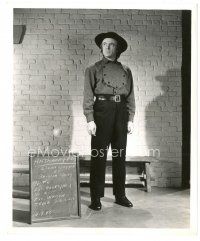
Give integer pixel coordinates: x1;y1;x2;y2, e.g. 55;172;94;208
83;57;135;122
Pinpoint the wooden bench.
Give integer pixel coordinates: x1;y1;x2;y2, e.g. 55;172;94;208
79;155;153;192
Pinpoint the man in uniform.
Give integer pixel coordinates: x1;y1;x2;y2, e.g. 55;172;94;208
83;32;135;211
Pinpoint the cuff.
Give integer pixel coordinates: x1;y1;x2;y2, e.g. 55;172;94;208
86;112;94;123
128;114;134;122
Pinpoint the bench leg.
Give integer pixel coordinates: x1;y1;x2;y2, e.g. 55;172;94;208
145;163;151;192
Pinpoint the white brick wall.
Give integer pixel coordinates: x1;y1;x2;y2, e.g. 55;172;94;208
13;9;182;187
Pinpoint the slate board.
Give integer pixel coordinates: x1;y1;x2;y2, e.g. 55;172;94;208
29;153;81;224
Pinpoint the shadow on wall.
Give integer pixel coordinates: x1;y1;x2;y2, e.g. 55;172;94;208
145;69;182;161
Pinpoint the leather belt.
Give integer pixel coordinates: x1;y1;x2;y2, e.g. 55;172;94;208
96;95;126;103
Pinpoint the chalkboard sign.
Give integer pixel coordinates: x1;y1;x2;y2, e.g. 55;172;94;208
29;153;81;224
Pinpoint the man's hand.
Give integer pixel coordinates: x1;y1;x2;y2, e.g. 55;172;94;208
87;121;96;136
127;121;134;134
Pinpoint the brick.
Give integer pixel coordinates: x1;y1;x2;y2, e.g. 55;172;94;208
45;9;61;13
53;24;69;30
115;25;131;31
45;95;62;100
29;63;45;70
162;15;179;21
29;75;46;81
69;14;85;19
38;70;54;75
29;95;45;100
30;49;60;55
14;84;29;90
132;14;147;20
38;116;53;121
85;24;100;30
84;14;100;19
53;105;67;111
22;54;37;60
56;16;70;24
45;85;61;90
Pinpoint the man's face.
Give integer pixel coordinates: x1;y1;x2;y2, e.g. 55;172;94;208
101;38;117;59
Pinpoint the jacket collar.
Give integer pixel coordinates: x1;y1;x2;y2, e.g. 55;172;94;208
102;56;120;64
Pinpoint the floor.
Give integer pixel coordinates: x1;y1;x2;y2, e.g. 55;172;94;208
13;186;190;228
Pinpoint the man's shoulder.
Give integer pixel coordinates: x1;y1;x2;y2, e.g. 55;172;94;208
86;59;102;71
120;63;131;73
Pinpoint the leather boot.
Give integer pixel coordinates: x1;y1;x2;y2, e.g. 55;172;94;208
89;197;102;211
115;196;133;207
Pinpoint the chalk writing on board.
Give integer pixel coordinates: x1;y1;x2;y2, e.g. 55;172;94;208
30;154;80;223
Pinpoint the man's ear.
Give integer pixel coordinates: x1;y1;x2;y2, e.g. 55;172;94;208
100;43;103;53
115;43;120;59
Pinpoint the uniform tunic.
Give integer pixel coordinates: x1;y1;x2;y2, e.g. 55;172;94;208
83;57;136;198
83;57;136;122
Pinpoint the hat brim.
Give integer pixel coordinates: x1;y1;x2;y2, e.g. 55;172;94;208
95;32;128;54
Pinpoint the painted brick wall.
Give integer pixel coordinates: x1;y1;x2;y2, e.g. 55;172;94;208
13;8;182;187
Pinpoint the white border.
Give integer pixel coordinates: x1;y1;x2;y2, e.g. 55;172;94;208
0;0;199;241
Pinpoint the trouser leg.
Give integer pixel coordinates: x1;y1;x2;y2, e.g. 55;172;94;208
90;101;115;198
111;102;128;197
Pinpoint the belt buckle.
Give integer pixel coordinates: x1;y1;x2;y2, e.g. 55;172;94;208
114;95;121;102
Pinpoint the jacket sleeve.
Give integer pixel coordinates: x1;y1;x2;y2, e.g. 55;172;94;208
126;67;136;122
83;66;96;122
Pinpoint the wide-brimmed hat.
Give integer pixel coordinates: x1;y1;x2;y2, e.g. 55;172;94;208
95;32;128;54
